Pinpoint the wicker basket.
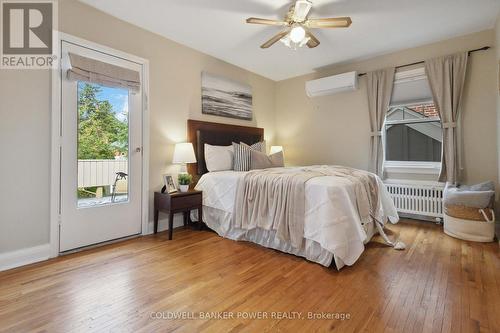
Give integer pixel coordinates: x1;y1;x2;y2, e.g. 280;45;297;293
444;204;495;221
443;182;496;242
444;200;495;242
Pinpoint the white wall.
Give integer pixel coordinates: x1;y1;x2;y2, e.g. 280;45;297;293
495;15;500;224
0;70;51;252
496;16;500;185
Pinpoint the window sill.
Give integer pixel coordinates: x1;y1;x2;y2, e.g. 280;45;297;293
384;161;441;175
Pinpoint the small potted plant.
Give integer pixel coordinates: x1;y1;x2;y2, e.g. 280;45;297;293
177;174;192;192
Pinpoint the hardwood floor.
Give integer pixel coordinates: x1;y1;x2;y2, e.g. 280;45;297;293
0;220;498;333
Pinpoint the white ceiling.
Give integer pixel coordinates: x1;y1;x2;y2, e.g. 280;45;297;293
79;0;500;81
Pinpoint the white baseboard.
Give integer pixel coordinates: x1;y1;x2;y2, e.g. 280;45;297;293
0;243;51;272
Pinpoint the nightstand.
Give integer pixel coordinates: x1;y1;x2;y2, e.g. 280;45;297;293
154;190;203;240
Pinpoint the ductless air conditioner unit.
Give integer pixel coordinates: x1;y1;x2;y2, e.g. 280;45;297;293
305;71;358;97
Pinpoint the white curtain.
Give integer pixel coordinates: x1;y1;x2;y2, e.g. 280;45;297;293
425;52;468;183
367;68;395;178
67;53;141;93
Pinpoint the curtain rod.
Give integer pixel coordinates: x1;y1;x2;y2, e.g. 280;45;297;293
357;46;490;77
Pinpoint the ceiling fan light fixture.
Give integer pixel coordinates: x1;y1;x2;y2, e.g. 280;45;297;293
247;0;352;50
299;36;310;47
280;35;291;48
280;33;309;50
290;25;306;43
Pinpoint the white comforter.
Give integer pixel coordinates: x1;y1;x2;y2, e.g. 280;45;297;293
195;167;399;267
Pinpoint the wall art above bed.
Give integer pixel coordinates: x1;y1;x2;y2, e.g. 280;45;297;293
201;72;253;120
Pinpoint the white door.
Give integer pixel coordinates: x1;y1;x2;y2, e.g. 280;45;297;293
59;41;143;252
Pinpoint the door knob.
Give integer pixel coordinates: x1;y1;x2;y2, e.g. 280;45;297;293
135;147;142;153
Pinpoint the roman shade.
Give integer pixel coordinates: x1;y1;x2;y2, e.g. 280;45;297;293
390;67;433;106
367;68;395;178
425;52;468;183
67;53;141;93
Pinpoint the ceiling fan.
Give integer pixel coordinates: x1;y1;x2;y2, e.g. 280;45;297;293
246;0;352;50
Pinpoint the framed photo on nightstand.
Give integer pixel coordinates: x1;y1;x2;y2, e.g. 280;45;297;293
162;174;177;193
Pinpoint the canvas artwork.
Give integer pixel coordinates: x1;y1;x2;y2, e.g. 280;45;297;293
201;72;253;120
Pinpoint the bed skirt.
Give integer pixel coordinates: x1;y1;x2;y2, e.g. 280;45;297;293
192;206;379;269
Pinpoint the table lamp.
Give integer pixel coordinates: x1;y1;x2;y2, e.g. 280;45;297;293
270;146;283;154
172;142;197;174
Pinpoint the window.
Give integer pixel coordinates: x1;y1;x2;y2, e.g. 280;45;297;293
385;104;441;162
77;82;130;207
384;68;442;173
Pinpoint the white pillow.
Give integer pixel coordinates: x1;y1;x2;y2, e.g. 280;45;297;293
204;144;234;172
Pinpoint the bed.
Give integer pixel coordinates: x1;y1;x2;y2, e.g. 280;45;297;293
187;119;399;269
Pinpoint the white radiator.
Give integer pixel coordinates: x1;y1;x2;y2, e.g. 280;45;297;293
384;182;444;220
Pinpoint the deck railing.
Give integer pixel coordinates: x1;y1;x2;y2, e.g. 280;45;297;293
78;159;128;188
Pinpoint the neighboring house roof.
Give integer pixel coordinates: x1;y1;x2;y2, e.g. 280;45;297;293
387;106;442;142
410;104;439;118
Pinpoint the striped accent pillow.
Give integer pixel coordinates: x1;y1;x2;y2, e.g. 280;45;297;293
233;141;265;171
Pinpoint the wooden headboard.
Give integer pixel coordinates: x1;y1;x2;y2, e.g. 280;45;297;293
187;119;264;177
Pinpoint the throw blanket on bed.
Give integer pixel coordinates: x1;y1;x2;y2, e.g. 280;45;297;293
233;168;323;248
305;166;380;227
232;166;380;249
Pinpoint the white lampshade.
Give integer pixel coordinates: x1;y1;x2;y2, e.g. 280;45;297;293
172;142;197;164
270;146;283;154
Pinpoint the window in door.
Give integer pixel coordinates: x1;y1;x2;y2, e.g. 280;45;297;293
77;82;130;208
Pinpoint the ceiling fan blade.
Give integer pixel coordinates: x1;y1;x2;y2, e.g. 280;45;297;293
306;31;320;48
260;30;290;49
246;17;288;26
305;17;352;28
292;0;312;22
